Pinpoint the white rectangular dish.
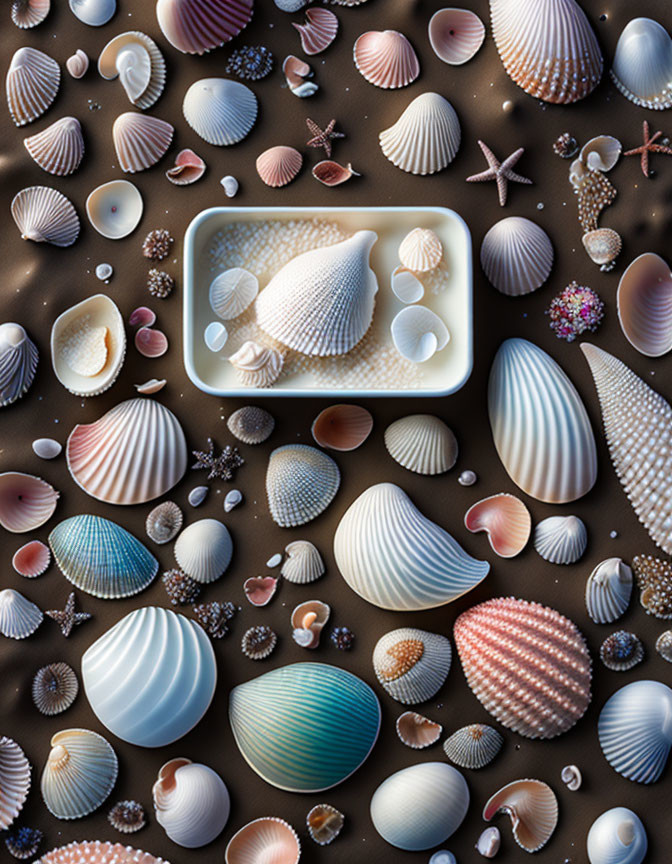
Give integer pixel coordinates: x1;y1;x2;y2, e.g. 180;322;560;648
183;206;473;398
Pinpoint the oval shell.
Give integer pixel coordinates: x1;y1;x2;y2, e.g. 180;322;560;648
0;472;58;533
69;0;116;27
480;217;553;296
32;663;78;715
311;404;373;451
373;627;451;704
611;17;672;110
390;266;423;303
464;493;531;558
24;117;84;176
156;0;253;55
617;253;672;357
209;268;258;319
266;444;340;527
12;539;51;577
6;46;60;126
0;588;43;639
587;807;648;864
113;112;173;173
227;405;275;444
183;78;257;146
395;711;442;749
585;558;633;624
146;501;183;545
398;228;442;272
225;818;300;864
256;146;302;187
0;322;38;407
428;8;485;65
600;630;644;672
583;227;622;272
0;737;31;830
66;49;89;79
86;179;143;240
533;515;587;564
11;186;79;247
379;92;461;175
483;779;558;853
281;540;325;584
353;30;420;89
384;414;457;475
443;723;503;769
174;518;233;583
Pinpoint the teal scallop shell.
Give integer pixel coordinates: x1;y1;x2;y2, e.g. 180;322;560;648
49;514;159;599
229;662;381;792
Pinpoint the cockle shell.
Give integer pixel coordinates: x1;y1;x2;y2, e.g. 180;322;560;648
611;18;672;110
39;842;169;864
227;405;274;444
391;306;450;363
293;7;338;55
210;269;258;320
283;54;317;97
384;414;458;475
13;539;51;577
633;554;672;618
0;322;38;407
443;723;503;769
585;558;633;624
0;737;30;830
454;597;592;739
312;159;358;185
428;8;485;65
66;50;89;79
153;758;230;848
174;519;233;583
398;228;442;272
391;266;424;302
617;253;672;357
113;112;173;173
583;227;622;272
146;501;182;545
281;540;325;584
81;606;217;747
489;338;597;503
166;148;205;184
587;807;648;864
32;663;78;715
533;515;587;564
98;32;166;111
11;186;79;247
266;444;340;527
229;662;380;791
183;78;258;146
256;231;378;357
24;117;84;176
598;679;672;783
311;404;373;451
353;30;420;89
0;472;58;533
225;818;300;864
396;712;442;749
370;762;469;851
69;0;116;26
256;146;302;187
373;627;452;704
156;0;253;55
335;482;489;611
12;0;50;29
483;779;558;853
306;803;343;846
41;729;118;820
229;341;283;388
379;92;461;175
291;599;330;648
480;217;553;296
6;47;60;126
86;180;143;240
0;588;43;639
489;0;603;103
464;493;531;558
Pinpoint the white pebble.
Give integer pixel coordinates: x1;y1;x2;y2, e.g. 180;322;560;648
220;175;239;198
502;100;514;113
266;552;282;568
458;470;477;486
610;530;618;538
224;489;243;512
205;321;227;353
95;263;113;281
476;827;501;858
32;438;62;459
188;486;208;507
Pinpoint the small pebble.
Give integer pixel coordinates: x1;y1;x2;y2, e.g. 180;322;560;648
610;530;618;538
458;470;477;486
32;438;62;459
502;100;514;113
95;263;113;281
224;489;243;512
429;853;457;864
188;486;209;507
266;553;282;568
221;175;239;197
476;827;501;858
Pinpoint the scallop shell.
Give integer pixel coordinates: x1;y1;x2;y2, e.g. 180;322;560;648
69;0;116;26
266;444;340;527
480;217;553;296
209;268;258;319
13;539;51;577
454;596;592;739
153;758;230;848
611;18;672;110
24;117;84;176
183;78;258;146
583;227;622;272
11;186;79;247
281;540;325;584
291;599;330;648
12;0;50;28
229;341;284;388
229;662;380;792
600;630;644;672
617;253;672;357
0;322;38;407
334;482;489;611
533;515;587;564
391;306;450;363
6;47;60;126
370;762;469;851
464;493;531;558
49;514;158;599
66;50;89;79
490;0;602;103
81;606;217;747
585;558;633;624
633;554;672;618
384;414;458;475
379;92;461;175
0;588;42;639
256;231;378;357
483;779;558;853
146;501;183;545
311;404;373;451
225;818;300;864
312;159;358;185
373;628;451;705
32;663;78;715
293;7;338;55
443;723;503;769
353;30;420;89
174;519;233;583
306;803;343;846
86;180;143;240
256;146;302;187
227;405;275;444
0;737;30;830
398;228;441;273
598;679;672;783
489;338;597;503
65;398;187;505
166;148;206;184
0;472;58;533
428;8;485;65
98;32;166;111
113;112;173;173
396;712;441;749
40;842;168;864
587;807;648;864
156;0;252;55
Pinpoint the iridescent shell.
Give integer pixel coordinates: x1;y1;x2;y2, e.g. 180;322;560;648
398;227;442;272
391;306;450;363
69;0;116;26
480;217;553;296
33;437;62;459
11;186;79;247
428;8;485;65
476;827;501;859
311;404;373;451
585;558;633;624
12;539;50;577
395;712;442;749
293;7;338;55
98;32;166;111
0;588;43;639
483;779;558;852
12;0;50;29
617;253;672;357
256;146;302;187
32;663;78;715
656;630;672;662
6;46;60;126
372;627;451;705
533;515;587;564
225;818;300;864
281;540;325;584
113;112;173;173
600;631;644;672
227;405;275;444
0;323;38;407
86;180;143;240
306;803;343;845
464;493;531;558
587;807;648;864
156;0;253;55
384;414;457;475
0;737;31;830
209;268;258;319
39;842;168;864
266;444;340;527
611;17;672;110
24;117;84;176
145;501;183;545
183;78;258;146
379;92;461;175
66;49;89;79
229;341;284;388
442;723;503;769
135;328;168;358
174;519;233;583
632;554;672;618
353;30;420;89
0;472;59;533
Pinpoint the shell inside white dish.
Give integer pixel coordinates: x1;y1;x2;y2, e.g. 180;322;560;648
6;46;60;127
428;8;485;65
98;31;166;110
480;216;553;296
11;186;79;247
204;321;228;352
23;117;84;176
391;305;450;363
379;92;461;175
617;253;672;357
391;266;424;303
86;180;143;239
209;268;258;319
0;322;38;407
183;78;258;146
69;0;116;27
398;228;442;272
611;17;672;110
229;340;284;388
353;30;420;89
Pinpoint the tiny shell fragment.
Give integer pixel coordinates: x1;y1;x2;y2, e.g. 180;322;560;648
135;378;166;394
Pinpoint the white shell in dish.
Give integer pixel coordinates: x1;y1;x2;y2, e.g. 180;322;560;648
6;46;60;127
229;340;283;388
23;117;84;176
587;807;648;864
86;180;143;239
174;518;233;583
0;588;43;639
390;266;423;303
69;0;116;26
11;186;79;247
533;515;587;564
379;92;461;175
391;306;450;363
611;18;672;110
617;253;672;357
585;558;633;624
0;322;38;407
209;268;258;319
398;227;442;272
480;216;553;296
183;78;258;146
204;321;227;352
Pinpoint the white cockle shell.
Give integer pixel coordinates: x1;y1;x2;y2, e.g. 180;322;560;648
379;92;461;175
0;322;38;407
585;558;633;624
183;78;258;145
6;46;60;126
174;518;233;583
11;186;79;247
533;515;587;564
480;216;553;296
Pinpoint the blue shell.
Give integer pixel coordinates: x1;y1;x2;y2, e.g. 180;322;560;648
229;662;381;792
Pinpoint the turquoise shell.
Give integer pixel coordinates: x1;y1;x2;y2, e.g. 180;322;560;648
229;662;381;792
49;514;159;599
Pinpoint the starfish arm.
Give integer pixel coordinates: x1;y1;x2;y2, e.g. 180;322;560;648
496;176;508;207
504;170;533;185
500;148;525;171
466;168;497;183
477;139;499;169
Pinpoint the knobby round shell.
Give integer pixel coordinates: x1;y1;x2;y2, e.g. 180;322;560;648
209;268;258;319
396;711;442;749
480;216;553;296
585;558;633;624
156;0;253;55
225;818;300;864
311;404;373;451
69;0;116;26
98;31;166;111
373;627;451;705
293;7;338;55
398;227;442;272
428;8;485;65
583;227;622;272
183;78;258;145
0;322;38;407
66;50;89;79
483;779;558;853
6;46;60;126
241;624;277;660
146;501;183;544
617;253;672;357
227;405;275;444
464;493;531;558
229;341;284;388
32;663;78;715
113;112;173;173
306;803;343;846
0;737;31;830
12;0;50;29
391;266;424;303
0;472;58;533
633;554;672;618
291;599;330;648
533;515;587;564
86;180;143;240
23;117;84;176
611;17;672;110
40;842;168;864
281;540;325;584
379;92;461;175
166;148;206;185
384;414;457;475
266;444;340;527
587;807;647;864
0;588;43;639
312;160;358;185
353;30;420;89
11;186;79;247
12;539;51;577
443;723;503;769
600;630;644;672
174;519;233;583
391;306;450;363
256;146;302;187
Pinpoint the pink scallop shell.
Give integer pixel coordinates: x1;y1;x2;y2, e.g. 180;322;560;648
464;493;531;558
225;817;300;864
156;0;253;55
293;7;338;55
428;8;486;65
0;472;59;533
483;779;558;853
243;575;278;607
113;112;174;174
165;148;206;185
135;327;168;358
617;252;672;358
12;539;51;577
40;841;169;864
129;306;157;328
256;146;303;188
353;30;420;89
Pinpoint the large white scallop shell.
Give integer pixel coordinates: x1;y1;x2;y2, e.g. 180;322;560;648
379;92;461;175
24;117;84;176
617;253;672;357
0;588;43;639
611;18;672;110
98;32;166;111
391;306;450;363
156;0;253;55
482;779;558;853
183;78;258;145
6;46;60;126
353;30;420;89
174;518;233;583
0;737;30;830
209;268;258;319
12;0;51;29
428;8;485;65
0;472;59;533
373;627;451;705
480;217;553;296
384;414;458;475
266;444;340;527
113;112;173;173
0;322;38;407
533;515;587;564
11;186;79;247
69;0;116;26
585;558;633;624
587;807;648;864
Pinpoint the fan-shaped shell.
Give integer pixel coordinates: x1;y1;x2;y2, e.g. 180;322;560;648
225;818;300;864
586;558;633;624
0;472;58;533
210;268;258;319
156;0;252;55
24;117;84;176
230;341;284;388
227;405;275;444
611;18;672;110
373;627;451;704
6;46;60;126
391;306;450;363
465;493;531;558
32;663;78;715
311;404;373;451
229;662;380;792
281;540;325;583
353;30;420;89
98;32;166;110
11;186;79;247
480;217;553;296
489;338;597;503
533;515;587;564
293;7;338;55
81;606;217;747
0;322;38;407
0;588;42;639
396;711;442;749
12;0;50;28
113;112;173;173
86;180;143;240
379;92;461;175
183;78;258;146
13;539;51;577
174;519;233;583
266;444;340;527
428;8;485;65
69;0;116;27
384;414;457;475
587;807;648;864
335;482;489;611
443;723;503;769
39;842;169;864
0;737;31;830
483;779;558;853
370;762;469;851
398;227;442;272
617;253;672;357
256;145;302;187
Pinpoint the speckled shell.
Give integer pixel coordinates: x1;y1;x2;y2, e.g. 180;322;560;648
0;472;59;533
395;711;442;749
281;540;325;583
0;322;38;407
266;444;340;527
39;842;169;864
583;227;622;272
443;723;503;769
384;414;458;475
464;494;531;558
98;32;166;111
293;7;338;55
24;117;84;176
600;631;643;672
183;78;258;146
12;0;50;29
617;253;672;358
483;779;558;853
11;186;79;247
586;558;633;624
113;112;173;173
633;554;672;618
256;146;303;187
480;217;553;296
306;803;344;846
587;807;648;864
6;46;60;126
146;501;182;545
156;0;253;55
0;737;31;830
373;627;451;705
227;405;275;444
379;92;461;175
428;8;485;65
225;818;300;864
611;18;672;110
229;341;284;388
353;30;420;89
0;588;43;639
174;519;233;583
533;515;587;564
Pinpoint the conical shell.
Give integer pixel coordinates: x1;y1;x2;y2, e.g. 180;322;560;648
611;17;672;110
335;482;489;611
533;515;587;564
49;514;158;599
398;227;442;272
0;322;38;407
0;588;43;639
384;414;457;475
69;0;116;27
373;627;451;704
617;253;672;357
489;0;603;103
156;0;253;55
183;78;257;145
443;723;503;769
353;30;420;89
281;540;325;583
396;712;442;749
225;818;300;864
24;117;84;176
209;268;258;319
464;493;531;558
391;306;450;363
229;341;283;388
480;217;553;296
266;444;340;527
428;8;485;65
489;338;597;503
12;0;50;29
482;779;558;852
227;405;274;444
40;842;169;864
585;558;633;624
113;112;173;173
311;404;373;451
633;554;672;619
6;46;60;126
32;663;78;715
0;737;30;830
174;519;233;583
229;662;380;792
256;146;302;187
98;32;166;111
65;398;187;504
13;539;51;577
454;597;592;739
256;231;378;356
293;7;338;55
11;186;79;247
0;472;59;533
587;807;648;864
379;92;461;175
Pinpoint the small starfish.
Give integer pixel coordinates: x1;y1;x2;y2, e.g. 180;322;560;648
466;140;533;206
192;437;244;481
306;118;344;158
624;120;672;177
45;592;91;637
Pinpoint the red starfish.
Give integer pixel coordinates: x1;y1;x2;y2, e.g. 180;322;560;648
624;120;672;177
306;118;344;158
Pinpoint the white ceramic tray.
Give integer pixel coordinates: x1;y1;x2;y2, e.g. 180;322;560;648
183;206;473;398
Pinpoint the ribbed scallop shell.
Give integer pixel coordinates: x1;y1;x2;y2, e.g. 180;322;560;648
156;0;253;55
230;341;284;388
174;518;233;583
227;405;274;444
226;818;300;864
13;539;51;577
598;679;672;784
293;8;338;55
24;117;84;175
335;483;489;611
69;0;116;27
41;729;118;820
428;8;485;65
483;779;558;852
0;472;59;533
0;737;30;830
281;540;325;583
587;807;648;864
443;723;503;769
209;268;258;319
183;78;257;146
384;414;458;475
533;515;587;564
585;558;633;624
256;231;378;356
611;18;672;110
617;253;672;357
373;627;451;705
489;0;603;104
396;712;442;749
370;762;469;852
391;306;450;363
266;444;340;527
480;217;553;296
0;588;43;639
49;514;158;599
489;338;597;503
256;146;302;187
465;493;531;558
11;186;79;247
398;227;442;272
0;322;38;407
454;597;592;739
98;32;166;111
81;606;217;747
229;662;380;792
379;92;461;175
66;399;186;505
12;0;50;28
6;46;60;126
113;112;173;173
40;842;169;864
311;404;373;451
32;663;78;715
353;30;420;89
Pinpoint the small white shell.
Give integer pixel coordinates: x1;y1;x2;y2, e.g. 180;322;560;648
86;180;143;239
204;321;228;352
476;827;501;858
66;49;89;79
428;8;485;65
561;764;582;791
188;486;208;507
0;737;31;830
585;558;633;624
183;78;258;146
373;627;451;705
224;489;242;512
398;228;442;272
174;519;233;583
281;540;325;584
113;112;174;173
533;515;587;564
391;266;424;303
611;17;672;110
6;46;60;127
379;92;461;175
11;186;79;247
220;175;239;197
209;268;258;319
353;30;420;89
384;414;458;475
24;117;84;176
266;444;340;527
480;217;553;296
69;0;116;27
391;306;450;363
0;588;43;639
0;322;38;407
229;341;284;388
587;807;647;864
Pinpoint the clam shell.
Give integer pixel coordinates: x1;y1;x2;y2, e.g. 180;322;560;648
227;405;275;444
390;266;424;303
0;737;31;830
443;723;503;769
587;807;648;864
489;338;597;503
230;341;284;388
229;662;380;792
291;599;330;648
312;159;358;185
353;30;420;89
306;803;343;846
69;0;116;26
244;575;278;607
281;540;325;584
533;515;587;564
174;518;233;583
428;8;485;65
0;588;42;639
156;0;253;55
395;711;442;749
585;558;633;624
66;50;89;79
12;539;51;577
135;327;168;358
0;472;58;533
86;180;143;240
476;827;501;859
209;268;258;319
311;404;373;451
256;146;302;187
166;148;206;184
454;596;592;739
633;554;672;618
225;818;300;864
293;7;338;55
480;216;553;296
113;112;174;173
40;842;168;864
373;627;451;704
32;663;78;715
334;482;489;611
611;18;672;110
384;414;457;475
370;762;469;851
12;0;50;29
266;444;340;527
98;32;166;111
11;186;79;247
391;306;450;362
81;606;217;747
398;228;442;272
6;46;60;126
583;227;622;272
617;253;672;357
0;322;38;407
183;78;257;146
483;779;558;853
49;514;158;599
600;630;644;672
24;117;84;176
464;493;531;558
146;501;183;544
379;92;461;175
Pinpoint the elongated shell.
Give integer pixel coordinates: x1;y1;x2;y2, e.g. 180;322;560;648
353;30;420;89
174;519;233;583
428;8;485;65
156;0;253;55
533;515;587;564
483;779;558;852
6;46;60;126
225;818;300;864
373;627;451;704
266;444;340;527
396;712;442;749
311;404;373;451
611;18;672;110
24;117;84;176
12;0;50;29
0;322;38;407
480;217;553;296
585;558;633;624
0;472;59;533
384;414;457;475
146;501;182;545
464;493;531;558
0;737;31;830
281;540;325;583
113;112;173;173
98;31;166;111
256;146;302;187
0;588;43;639
379;92;461;175
617;253;672;357
587;807;648;864
11;186;79;247
183;78;257;145
489;338;597;503
443;723;503;769
229;662;380;792
209;268;258;319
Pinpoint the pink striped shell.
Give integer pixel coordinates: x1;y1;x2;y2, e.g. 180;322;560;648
353;30;420;89
38;841;170;864
113;112;174;173
256;146;303;187
156;0;253;55
293;7;338;55
428;8;485;65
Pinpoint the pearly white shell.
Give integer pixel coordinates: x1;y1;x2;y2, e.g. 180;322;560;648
0;588;43;639
69;0;116;26
379;92;461;175
391;266;424;303
391;306;450;363
204;321;227;352
428;8;485;65
229;341;283;388
617;253;672;358
266;444;340;527
98;32;166;111
174;519;233;583
6;46;60;127
611;18;672;110
384;414;458;475
209;268;258;319
587;807;648;864
24;117;84;176
183;78;258;146
0;322;38;407
86;180;143;240
12;186;79;247
281;540;325;584
113;112;174;173
533;515;587;564
585;558;633;624
480;216;553;296
398;227;442;272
